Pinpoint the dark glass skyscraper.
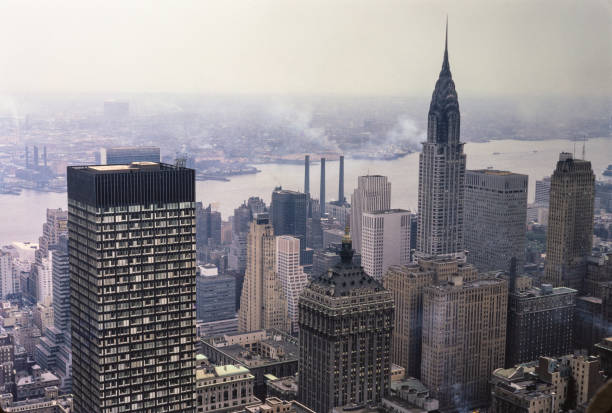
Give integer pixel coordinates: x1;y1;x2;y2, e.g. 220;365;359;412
67;162;196;413
417;25;466;258
271;188;307;244
298;232;394;412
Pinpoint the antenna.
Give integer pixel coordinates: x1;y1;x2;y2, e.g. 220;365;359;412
582;135;586;160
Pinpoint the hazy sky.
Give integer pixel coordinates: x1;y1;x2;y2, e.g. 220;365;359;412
0;0;610;96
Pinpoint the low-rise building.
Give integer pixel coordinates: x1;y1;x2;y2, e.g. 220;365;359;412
196;363;258;413
200;330;299;402
15;365;60;401
594;337;612;378
265;375;298;402
491;353;606;412
243;397;314;413
0;386;72;412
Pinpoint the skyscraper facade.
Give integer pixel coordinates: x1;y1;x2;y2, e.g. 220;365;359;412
276;235;308;334
102;146;161;165
298;233;394;413
52;235;70;334
383;257;478;378
464;169;528;272
544;153;595;289
67;162;197;413
195;267;236;323
421;276;507;411
417;28;466;258
361;209;412;281
535;176;551;206
196;203;222;248
238;214;288;333
350;175;391;253
506;284;576;367
0;252;14;299
271;188;308;246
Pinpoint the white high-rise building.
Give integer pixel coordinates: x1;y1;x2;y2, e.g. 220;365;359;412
37;254;53;305
276;235;308;333
350;175;391;253
0;251;14;299
361;209;412;281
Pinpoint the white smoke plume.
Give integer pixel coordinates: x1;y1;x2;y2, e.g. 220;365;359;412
384;115;425;151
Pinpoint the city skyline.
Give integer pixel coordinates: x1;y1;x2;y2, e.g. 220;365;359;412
0;3;610;412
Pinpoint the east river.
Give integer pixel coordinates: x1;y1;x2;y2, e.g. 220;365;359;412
1;137;610;246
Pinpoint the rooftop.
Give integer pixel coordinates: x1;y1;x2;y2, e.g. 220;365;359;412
71;162;183;174
366;209;411;215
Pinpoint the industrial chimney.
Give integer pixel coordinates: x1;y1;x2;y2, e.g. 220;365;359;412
338;155;344;204
320;157;326;216
304;155;310;195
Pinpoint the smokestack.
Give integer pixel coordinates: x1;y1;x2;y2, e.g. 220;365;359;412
338;155;344;204
33;146;39;168
25;146;29;169
320;157;326;216
43;146;47;168
304;155;310;194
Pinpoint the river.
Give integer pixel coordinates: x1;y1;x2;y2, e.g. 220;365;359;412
1;137;610;246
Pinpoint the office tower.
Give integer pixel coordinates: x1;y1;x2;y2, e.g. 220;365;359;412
229;202;254;273
102;146;161;165
43;146;47;168
52;235;70;334
271;188;307;246
247;196;267;215
298;232;394;413
0;252;14;299
535;176;551;206
67;162;196;413
33;145;39;168
238;214;288;333
320;158;326;216
464;170;528;272
361;209;412;281
34;329;73;393
421;276;507;411
350;175;392;253
383;257;477;377
196;203;222;248
39;208;68;259
276;236;308;334
338;155;344;204
196;265;236;322
304;155;310;194
544;152;595;289
36;255;52;304
25;145;29;169
0;333;14;393
417;26;466;258
506;284;576;367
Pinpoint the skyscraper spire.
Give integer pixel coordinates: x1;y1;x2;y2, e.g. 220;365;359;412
441;17;451;75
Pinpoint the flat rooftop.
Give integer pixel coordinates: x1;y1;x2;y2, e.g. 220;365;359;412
69;162;187;174
366;208;411;215
470;169;515;176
